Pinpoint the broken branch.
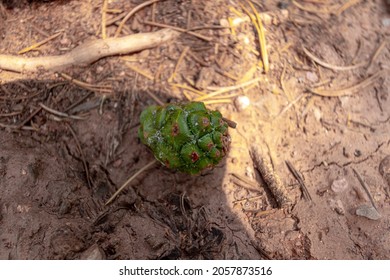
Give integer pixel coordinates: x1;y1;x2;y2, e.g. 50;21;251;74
0;28;179;73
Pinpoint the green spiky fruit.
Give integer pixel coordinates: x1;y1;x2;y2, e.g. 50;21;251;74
139;102;230;174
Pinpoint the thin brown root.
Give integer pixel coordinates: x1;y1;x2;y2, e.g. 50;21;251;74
66;123;92;189
115;0;160;37
309;70;385;97
105;159;157;206
143;20;212;42
353;168;378;210
292;0;332;14
146;91;165;106
58;72;113;94
368;40;388;69
194;78;261;101
303;46;366;71
39;102;86;120
335;0;362;16
285;160;312;201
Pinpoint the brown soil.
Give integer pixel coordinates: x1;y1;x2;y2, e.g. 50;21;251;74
0;0;389;260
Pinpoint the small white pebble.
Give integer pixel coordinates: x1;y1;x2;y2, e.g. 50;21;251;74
234;96;250;112
331;178;349;193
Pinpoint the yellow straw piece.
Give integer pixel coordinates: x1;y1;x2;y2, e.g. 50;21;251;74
170;83;206;96
309;70;384;97
194;78;260;101
168;46;189;83
126;63;154;80
18;32;62;54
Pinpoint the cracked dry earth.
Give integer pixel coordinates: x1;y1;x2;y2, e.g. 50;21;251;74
1;0;390;259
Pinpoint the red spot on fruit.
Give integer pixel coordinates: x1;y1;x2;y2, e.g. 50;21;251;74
190;151;199;162
172;123;179;136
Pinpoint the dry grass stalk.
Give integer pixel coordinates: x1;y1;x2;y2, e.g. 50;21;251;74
114;0;160;37
105;159;157;205
18;32;62;54
303;46;366;71
194;78;261;101
143;20;212;42
101;0;108;39
310;70;385;97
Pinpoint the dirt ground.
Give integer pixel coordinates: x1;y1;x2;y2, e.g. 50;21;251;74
0;0;389;260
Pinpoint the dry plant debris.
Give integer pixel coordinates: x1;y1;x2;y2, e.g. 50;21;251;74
0;28;179;72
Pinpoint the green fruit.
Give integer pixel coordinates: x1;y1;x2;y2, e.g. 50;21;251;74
139;102;230;174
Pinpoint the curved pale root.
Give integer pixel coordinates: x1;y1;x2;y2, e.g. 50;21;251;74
0;28;179;73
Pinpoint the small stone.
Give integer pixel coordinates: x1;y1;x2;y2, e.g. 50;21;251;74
329;199;345;215
245;166;255;179
382;18;390;27
96;66;104;73
313;107;322;122
356;205;381;220
306;72;318;83
261;13;272;25
331;178;349;193
379;155;390;180
234;96;250;112
60;37;71;46
219;18;229;27
80;244;105;260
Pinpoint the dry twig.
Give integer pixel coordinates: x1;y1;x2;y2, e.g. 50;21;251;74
143;20;212;42
335;0;362;16
168;46;190;83
285;160;312;201
18;32;62;54
66;123;92;189
39;102;85;120
105;159;157;205
58;72;112;94
303;46;366;71
309;70;385;97
353;168;377;210
114;0;160;37
194;78;260;101
0;28;179;72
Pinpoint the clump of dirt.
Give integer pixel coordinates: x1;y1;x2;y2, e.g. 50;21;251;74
1;0;389;259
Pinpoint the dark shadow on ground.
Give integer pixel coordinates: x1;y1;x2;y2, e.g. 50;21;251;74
0;79;263;260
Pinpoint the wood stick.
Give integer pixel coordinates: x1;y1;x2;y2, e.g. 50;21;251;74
250;146;293;208
0;28;179;73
